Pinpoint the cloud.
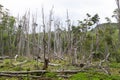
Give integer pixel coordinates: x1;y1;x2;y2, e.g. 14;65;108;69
1;0;117;23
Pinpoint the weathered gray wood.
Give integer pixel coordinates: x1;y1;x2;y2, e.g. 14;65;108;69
0;70;46;74
0;56;10;59
0;73;42;78
0;70;85;74
13;60;27;66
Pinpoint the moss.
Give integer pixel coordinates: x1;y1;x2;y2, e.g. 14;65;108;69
13;66;23;71
70;72;120;80
109;62;120;68
45;72;57;78
0;77;18;80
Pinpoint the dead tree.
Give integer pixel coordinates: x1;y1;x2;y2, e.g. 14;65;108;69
42;58;49;70
71;47;78;65
115;0;120;44
24;11;31;57
66;10;72;63
31;14;38;56
47;7;53;59
17;20;23;56
42;7;48;70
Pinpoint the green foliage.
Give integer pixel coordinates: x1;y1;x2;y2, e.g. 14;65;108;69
16;56;26;62
70;72;88;80
70;72;120;80
4;59;11;65
0;4;16;56
3;31;8;40
0;77;18;80
112;49;120;63
91;14;100;24
45;72;57;78
109;62;120;68
13;66;23;71
88;23;118;60
110;75;120;80
3;59;13;68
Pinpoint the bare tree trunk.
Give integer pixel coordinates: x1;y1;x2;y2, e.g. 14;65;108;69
23;12;31;58
37;25;41;57
53;19;63;59
72;47;77;65
116;0;120;44
54;22;57;57
42;7;48;70
17;25;22;56
48;7;53;59
31;14;38;57
0;30;4;56
66;10;72;63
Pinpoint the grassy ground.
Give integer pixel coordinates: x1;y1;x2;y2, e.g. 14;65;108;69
0;57;120;80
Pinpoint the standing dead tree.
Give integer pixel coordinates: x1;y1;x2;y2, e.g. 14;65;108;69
17;18;24;56
66;10;72;62
54;19;63;59
23;12;31;57
31;13;38;57
115;0;120;44
47;7;53;59
41;7;49;70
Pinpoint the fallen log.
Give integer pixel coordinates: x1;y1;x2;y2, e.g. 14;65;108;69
13;60;28;66
38;60;61;66
0;73;53;80
48;63;61;66
0;70;46;74
53;70;85;74
0;73;72;78
0;73;42;78
0;70;85;75
57;75;72;78
0;56;10;60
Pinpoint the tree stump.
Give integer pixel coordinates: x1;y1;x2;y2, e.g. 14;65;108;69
43;58;49;70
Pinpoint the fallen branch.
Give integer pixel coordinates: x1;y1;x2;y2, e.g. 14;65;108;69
0;73;71;79
52;70;85;74
54;52;65;60
0;70;46;74
57;75;71;78
0;70;85;75
48;63;61;66
38;59;61;66
0;56;10;60
13;60;28;66
98;53;111;75
0;73;42;78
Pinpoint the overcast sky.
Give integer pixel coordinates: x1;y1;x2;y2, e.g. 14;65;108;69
1;0;117;23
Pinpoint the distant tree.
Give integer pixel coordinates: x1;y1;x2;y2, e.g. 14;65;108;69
71;13;100;64
0;4;16;56
114;0;120;44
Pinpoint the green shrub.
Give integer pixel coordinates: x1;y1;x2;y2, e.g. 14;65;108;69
70;72;120;80
17;56;26;62
70;72;114;80
45;72;57;78
13;66;23;71
26;67;30;71
109;62;120;68
4;59;11;65
3;59;13;68
110;75;120;80
70;72;88;80
115;50;120;63
0;77;18;80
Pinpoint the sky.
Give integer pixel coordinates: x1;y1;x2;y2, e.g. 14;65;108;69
0;0;117;24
